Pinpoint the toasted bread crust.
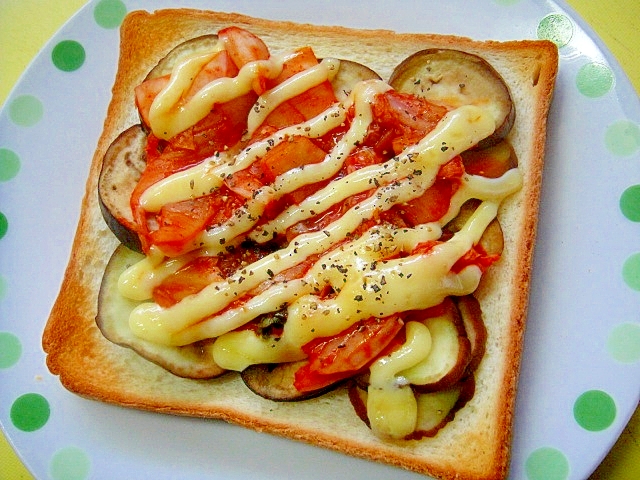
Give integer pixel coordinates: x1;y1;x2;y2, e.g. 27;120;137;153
42;9;558;480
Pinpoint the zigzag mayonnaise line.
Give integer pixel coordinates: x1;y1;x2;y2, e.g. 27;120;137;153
113;27;522;440
43;10;558;480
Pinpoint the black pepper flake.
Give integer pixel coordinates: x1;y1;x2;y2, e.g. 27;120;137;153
334;264;348;274
266;269;274;278
354;295;363;302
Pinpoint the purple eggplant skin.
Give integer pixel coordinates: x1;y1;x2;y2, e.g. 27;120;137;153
98;124;147;253
96;244;227;379
145;34;220;81
389;48;515;149
328;58;381;100
241;361;340;402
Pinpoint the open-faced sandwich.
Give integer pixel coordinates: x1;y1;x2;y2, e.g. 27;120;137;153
42;9;558;480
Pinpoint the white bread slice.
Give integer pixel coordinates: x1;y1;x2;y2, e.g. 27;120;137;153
42;9;558;480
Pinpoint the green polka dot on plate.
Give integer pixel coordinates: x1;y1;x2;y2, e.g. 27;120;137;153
576;62;614;98
52;40;86;72
9;95;43;127
0;332;22;368
537;13;573;48
0;148;21;181
10;393;51;432
50;446;91;480
94;0;127;29
573;390;617;432
0;211;8;240
620;185;640;221
608;323;640;363
525;447;570;480
0;274;7;300
622;252;640;291
605;120;640;156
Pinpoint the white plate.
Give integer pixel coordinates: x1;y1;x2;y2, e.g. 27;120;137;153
1;1;639;479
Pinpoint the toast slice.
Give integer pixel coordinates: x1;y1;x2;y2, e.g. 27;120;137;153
42;9;558;480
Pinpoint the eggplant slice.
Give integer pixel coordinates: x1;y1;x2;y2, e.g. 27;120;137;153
241;361;339;402
96;40;504;403
96;244;226;379
145;34;220;80
347;296;485;437
329;58;381;101
445;199;505;258
389;49;515;148
98;125;147;253
454;295;488;374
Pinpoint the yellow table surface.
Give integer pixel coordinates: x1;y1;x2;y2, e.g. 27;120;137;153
1;1;638;479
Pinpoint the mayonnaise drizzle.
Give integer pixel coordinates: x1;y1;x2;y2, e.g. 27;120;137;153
119;36;524;438
251;103;497;241
149;46;340;141
246;57;340;137
139;96;350;214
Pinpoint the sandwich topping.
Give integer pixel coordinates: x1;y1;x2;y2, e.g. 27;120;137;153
98;26;522;440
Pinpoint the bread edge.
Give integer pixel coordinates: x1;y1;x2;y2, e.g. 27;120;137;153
42;9;559;480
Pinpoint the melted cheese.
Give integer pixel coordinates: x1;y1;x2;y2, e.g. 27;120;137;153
149;49;339;141
120;37;525;439
148;49;222;139
150;53;284;140
246;57;340;137
253;103;496;240
367;321;432;438
139;100;350;213
124;103;505;345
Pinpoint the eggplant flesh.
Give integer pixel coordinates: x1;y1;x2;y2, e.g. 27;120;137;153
329;58;381;101
241;361;338;402
96;244;226;379
445;199;505;258
348;296;485;436
96;38;502;403
454;295;487;374
99;51;380;252
348;377;475;440
145;34;220;80
98;125;146;253
389;48;515;149
408;302;472;393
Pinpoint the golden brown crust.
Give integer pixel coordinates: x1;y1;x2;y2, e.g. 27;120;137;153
42;8;558;480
